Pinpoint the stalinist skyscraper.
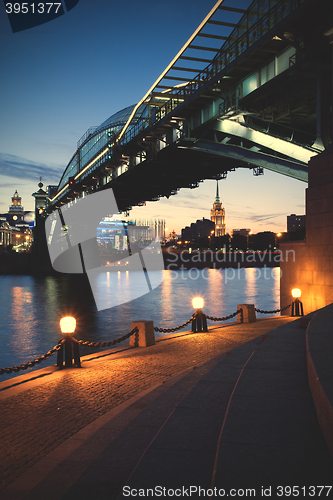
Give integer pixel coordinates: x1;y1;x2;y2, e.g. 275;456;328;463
210;181;226;237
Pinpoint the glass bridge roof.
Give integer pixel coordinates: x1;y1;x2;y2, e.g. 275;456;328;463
96;104;136;133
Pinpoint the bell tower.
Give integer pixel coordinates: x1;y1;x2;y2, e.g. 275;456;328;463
8;190;24;224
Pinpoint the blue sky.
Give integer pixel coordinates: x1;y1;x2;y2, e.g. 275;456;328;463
0;0;306;233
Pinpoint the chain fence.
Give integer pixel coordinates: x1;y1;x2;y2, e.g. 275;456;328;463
205;309;241;322
0;339;65;375
0;302;295;375
75;326;138;348
154;313;197;333
255;303;293;314
0;327;139;376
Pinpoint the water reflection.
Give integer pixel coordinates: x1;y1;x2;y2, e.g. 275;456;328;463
0;268;280;380
10;286;36;356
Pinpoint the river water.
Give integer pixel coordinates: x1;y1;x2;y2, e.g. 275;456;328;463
0;267;280;381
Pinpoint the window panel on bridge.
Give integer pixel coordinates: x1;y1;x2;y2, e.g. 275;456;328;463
81;131;108;168
58;155;79;191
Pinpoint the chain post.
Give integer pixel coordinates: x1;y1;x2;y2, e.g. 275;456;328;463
73;339;81;367
57;336;81;369
64;337;73;367
57;344;64;368
292;299;304;317
192;309;208;333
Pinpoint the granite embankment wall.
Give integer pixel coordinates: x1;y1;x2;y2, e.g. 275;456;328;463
0;248;281;275
163;250;280;269
0;252;32;274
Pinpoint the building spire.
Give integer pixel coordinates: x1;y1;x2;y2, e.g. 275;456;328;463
211;180;226;237
215;180;220;203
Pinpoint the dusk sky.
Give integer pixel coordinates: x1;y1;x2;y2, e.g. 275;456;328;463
0;0;307;235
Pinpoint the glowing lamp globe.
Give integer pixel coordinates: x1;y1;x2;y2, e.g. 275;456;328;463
192;297;204;310
292;288;302;299
60;316;76;335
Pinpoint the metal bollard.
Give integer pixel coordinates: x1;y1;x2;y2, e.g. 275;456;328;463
192;309;208;333
58;317;81;368
57;336;81;368
292;298;304;317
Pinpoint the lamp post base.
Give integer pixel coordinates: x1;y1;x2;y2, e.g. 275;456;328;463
192;309;208;333
57;337;81;368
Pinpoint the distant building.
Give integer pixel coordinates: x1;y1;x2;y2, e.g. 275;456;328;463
0;191;32;251
182;218;215;241
181;226;192;242
97;218;165;252
210;181;226;236
231;228;251;237
196;218;215;239
0;219;13;248
287;214;306;233
0;190;30;227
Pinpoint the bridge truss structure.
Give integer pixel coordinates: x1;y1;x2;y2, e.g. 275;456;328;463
49;0;333;213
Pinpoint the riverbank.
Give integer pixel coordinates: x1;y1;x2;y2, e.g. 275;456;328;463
0;248;282;275
0;252;32;274
163;249;281;269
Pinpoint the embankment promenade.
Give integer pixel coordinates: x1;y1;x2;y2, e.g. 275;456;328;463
1;310;333;499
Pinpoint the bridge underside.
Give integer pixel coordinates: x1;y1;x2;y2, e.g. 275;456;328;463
106;139;307;213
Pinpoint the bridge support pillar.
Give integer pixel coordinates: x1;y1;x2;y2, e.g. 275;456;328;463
130;321;155;347
280;148;333;314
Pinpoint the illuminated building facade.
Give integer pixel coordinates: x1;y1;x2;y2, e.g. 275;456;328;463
97;218;165;252
0;219;13;248
0;191;32;251
210;182;226;237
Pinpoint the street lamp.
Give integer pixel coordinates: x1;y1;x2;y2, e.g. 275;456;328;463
192;297;204;309
275;232;282;249
192;297;207;332
60;316;76;334
211;230;215;250
58;316;81;368
247;230;252;251
291;288;304;316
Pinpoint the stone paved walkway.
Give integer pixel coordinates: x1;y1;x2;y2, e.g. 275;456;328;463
0;317;293;491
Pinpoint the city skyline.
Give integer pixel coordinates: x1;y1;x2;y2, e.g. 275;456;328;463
0;0;306;235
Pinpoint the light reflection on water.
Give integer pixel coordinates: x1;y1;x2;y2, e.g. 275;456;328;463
0;268;280;380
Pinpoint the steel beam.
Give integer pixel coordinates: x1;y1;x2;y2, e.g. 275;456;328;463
212;119;320;164
186;140;308;182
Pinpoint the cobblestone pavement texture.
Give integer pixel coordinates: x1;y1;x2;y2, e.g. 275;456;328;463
0;317;293;491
